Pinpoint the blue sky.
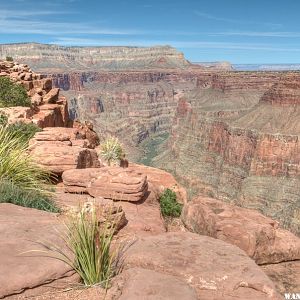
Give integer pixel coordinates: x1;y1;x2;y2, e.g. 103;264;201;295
1;0;300;63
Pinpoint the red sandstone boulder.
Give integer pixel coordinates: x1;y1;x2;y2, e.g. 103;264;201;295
43;88;60;104
0;204;76;298
0;106;33;124
62;167;148;202
29;128;100;175
129;163;187;203
123;232;281;300
30;145;99;175
182;196;300;264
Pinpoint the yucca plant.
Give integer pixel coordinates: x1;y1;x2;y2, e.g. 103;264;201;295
38;207;123;287
100;136;124;166
0;125;50;192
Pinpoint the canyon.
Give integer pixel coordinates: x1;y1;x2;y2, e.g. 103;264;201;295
1;43;299;235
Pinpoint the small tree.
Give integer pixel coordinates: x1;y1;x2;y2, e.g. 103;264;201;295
6;56;13;62
0;77;31;107
100;136;124;166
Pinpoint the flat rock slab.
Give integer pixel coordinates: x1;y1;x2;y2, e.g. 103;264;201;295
62;167;148;202
123;232;281;300
0;204;75;298
182;196;300;264
118;268;198;300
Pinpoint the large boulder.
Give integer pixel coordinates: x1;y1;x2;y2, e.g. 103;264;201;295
182;196;300;264
123;232;280;300
29;127;100;175
0;204;76;298
62;167;148;202
128;164;187;203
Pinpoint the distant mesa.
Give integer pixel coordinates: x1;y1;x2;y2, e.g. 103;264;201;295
0;43;190;72
192;61;234;70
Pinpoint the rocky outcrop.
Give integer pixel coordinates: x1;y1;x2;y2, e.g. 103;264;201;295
0;59;71;128
123;232;281;299
0;204;76;299
29;127;100;175
182;196;300;264
62;167;148;202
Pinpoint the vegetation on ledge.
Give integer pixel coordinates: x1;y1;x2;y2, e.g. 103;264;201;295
0;125;58;212
159;188;183;218
0;77;31;107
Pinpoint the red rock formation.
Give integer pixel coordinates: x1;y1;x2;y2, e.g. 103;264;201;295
123;232;281;299
29;127;100;175
182;196;300;264
0;60;72;128
62;167;148;202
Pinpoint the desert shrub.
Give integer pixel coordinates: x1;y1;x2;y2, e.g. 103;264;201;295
159;188;183;218
0;115;41;143
100;136;124;166
46;208;122;287
6;56;13;62
0;77;31;107
8;122;41;143
0;180;59;212
0;113;8;126
0;125;50;192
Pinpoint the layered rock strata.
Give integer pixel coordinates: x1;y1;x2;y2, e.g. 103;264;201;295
0;43;190;71
62;167;148;202
29;127;100;175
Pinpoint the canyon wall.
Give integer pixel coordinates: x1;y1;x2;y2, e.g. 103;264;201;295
154;74;300;234
52;70;300;234
2;43;299;234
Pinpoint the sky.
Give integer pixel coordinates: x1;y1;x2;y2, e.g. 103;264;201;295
1;0;300;64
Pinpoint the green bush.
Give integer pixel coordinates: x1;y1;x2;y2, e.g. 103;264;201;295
0;115;41;143
0;180;59;212
0;77;31;107
159;188;183;218
0;114;8;126
8;122;41;144
0;125;50;192
6;56;13;62
100;136;124;166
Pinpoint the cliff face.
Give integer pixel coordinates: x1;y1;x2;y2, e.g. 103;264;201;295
52;69;299;233
2;43;299;234
0;43;190;71
154;74;300;234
